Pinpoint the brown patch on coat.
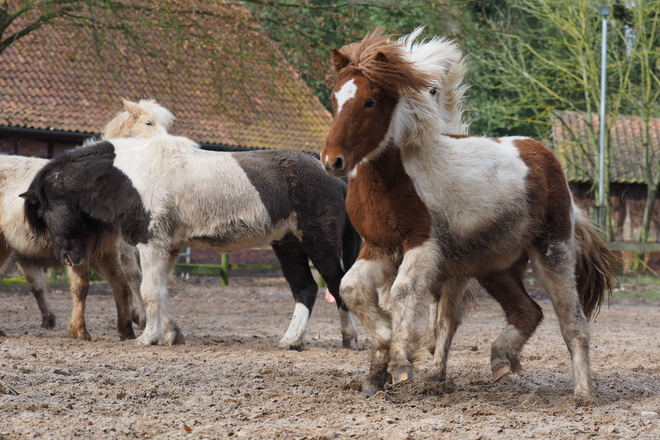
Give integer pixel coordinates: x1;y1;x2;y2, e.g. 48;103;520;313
512;138;615;318
513;138;573;246
346;144;432;254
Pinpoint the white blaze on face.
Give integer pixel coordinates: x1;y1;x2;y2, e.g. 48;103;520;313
334;78;358;115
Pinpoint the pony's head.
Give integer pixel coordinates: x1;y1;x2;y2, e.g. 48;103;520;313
322;27;469;177
321;28;433;177
101;99;175;139
20;141;150;266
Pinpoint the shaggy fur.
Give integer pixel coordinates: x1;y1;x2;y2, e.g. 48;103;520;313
24;135;362;350
322;28;616;400
1;99;171;337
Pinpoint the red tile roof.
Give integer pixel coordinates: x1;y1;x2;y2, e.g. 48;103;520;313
552;111;660;184
0;3;332;153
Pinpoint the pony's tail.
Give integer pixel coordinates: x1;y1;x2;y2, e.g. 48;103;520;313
574;209;617;320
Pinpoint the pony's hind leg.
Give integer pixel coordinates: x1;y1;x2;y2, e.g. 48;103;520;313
529;244;593;400
271;239;318;351
119;240;145;329
426;278;469;382
305;242;358;350
17;258;57;329
67;264;92;341
92;250;135;340
478;257;544;382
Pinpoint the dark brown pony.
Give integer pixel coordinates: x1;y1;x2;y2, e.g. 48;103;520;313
321;28;616;400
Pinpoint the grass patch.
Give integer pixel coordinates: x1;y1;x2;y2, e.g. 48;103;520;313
612;286;660;302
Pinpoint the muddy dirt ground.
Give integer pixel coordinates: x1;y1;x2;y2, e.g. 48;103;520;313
1;273;659;439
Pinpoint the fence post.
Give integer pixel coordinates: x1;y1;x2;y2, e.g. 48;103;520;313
221;253;229;286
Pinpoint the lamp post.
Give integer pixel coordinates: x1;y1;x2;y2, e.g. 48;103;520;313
597;6;610;231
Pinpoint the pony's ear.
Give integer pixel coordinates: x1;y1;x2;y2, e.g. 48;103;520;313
123;99;142;118
19;189;38;204
375;51;389;64
331;49;350;72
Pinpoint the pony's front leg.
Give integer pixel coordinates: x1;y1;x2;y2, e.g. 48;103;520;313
339;248;396;395
92;249;135;340
66;264;92;341
135;244;183;346
386;240;440;385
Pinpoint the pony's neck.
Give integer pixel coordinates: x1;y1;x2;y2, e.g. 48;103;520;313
390;92;446;149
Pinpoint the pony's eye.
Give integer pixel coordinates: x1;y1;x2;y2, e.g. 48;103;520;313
430;89;437;96
364;100;375;108
145;121;154;126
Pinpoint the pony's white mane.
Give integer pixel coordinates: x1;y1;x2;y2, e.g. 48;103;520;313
101;99;175;139
387;27;469;148
399;27;469;135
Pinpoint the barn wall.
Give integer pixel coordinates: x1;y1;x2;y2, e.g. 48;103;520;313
0;135;77;158
570;183;660;242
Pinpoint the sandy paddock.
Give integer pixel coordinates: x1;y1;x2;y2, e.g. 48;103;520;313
1;274;659;439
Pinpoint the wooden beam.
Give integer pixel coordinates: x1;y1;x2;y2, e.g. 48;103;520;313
606;242;660;252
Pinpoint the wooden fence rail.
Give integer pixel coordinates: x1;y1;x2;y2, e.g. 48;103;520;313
171;242;660;287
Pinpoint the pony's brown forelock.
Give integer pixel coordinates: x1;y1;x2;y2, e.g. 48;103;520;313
337;27;432;97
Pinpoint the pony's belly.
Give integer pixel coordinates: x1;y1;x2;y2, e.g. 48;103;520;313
184;235;277;253
182;216;300;254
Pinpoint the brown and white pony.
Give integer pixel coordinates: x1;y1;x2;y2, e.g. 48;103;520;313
0;99;172;338
321;28;616;400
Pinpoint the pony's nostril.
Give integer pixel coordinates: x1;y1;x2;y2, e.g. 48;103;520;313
332;156;344;171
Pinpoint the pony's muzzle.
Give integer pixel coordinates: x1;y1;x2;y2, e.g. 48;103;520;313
323;154;346;177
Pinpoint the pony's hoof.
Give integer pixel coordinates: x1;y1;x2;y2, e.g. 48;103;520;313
391;369;413;385
492;364;512;382
41;314;56;329
165;329;185;346
119;326;136;341
278;337;303;351
362;382;384;396
574;384;596;404
68;326;92;341
135;332;159;346
342;337;358;350
574;393;596;406
425;371;447;383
